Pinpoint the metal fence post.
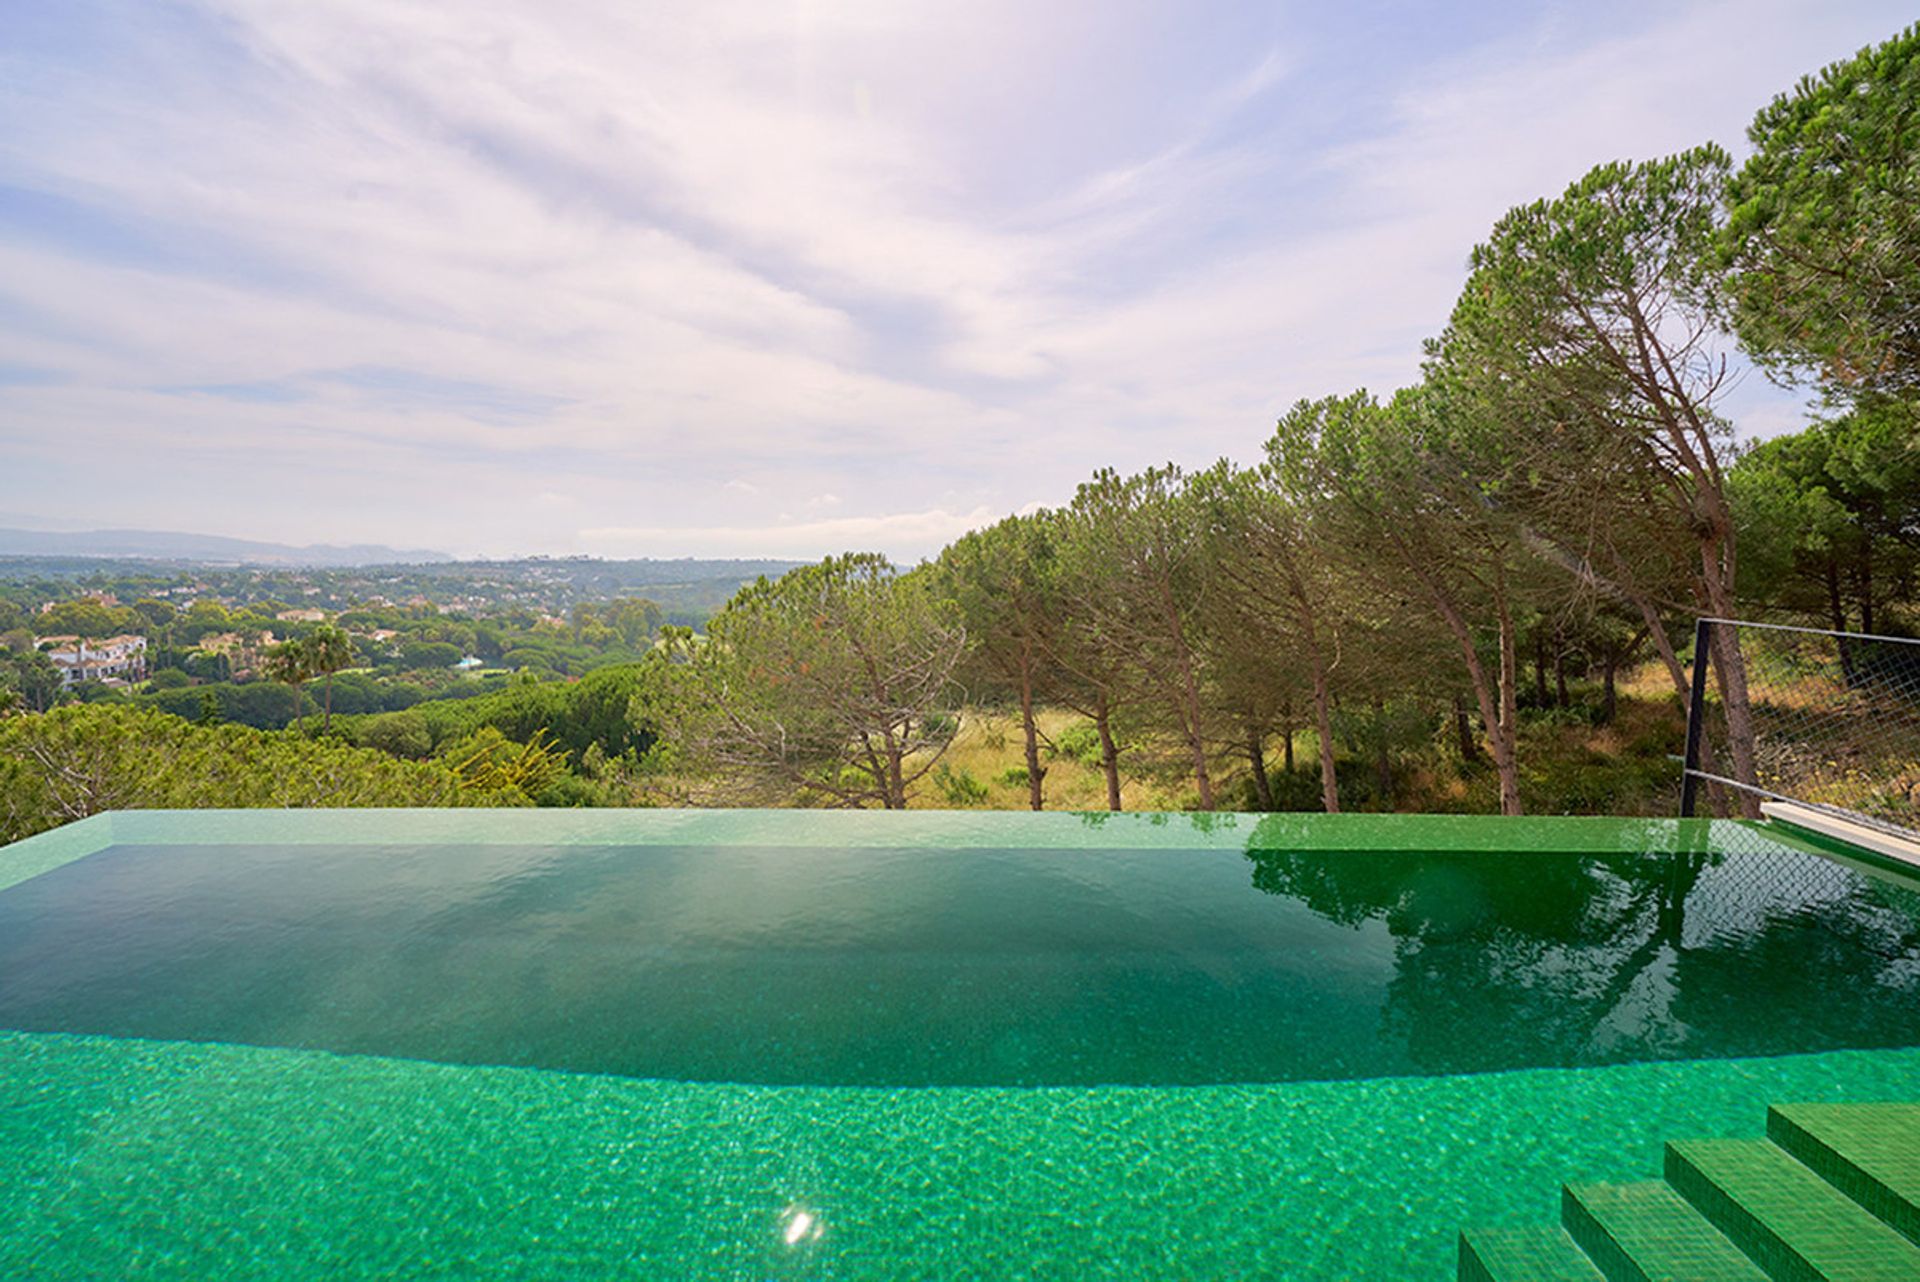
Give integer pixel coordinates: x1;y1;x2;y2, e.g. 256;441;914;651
1679;618;1712;817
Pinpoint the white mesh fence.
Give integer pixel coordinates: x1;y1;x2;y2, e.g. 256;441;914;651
1683;619;1920;838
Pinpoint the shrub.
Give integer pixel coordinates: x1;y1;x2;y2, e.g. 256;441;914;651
357;709;433;759
1052;721;1103;766
0;704;520;845
931;763;989;807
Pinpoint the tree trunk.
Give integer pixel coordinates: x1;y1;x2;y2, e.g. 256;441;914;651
1706;622;1762;818
1018;659;1044;811
1827;560;1857;683
1172;655;1213;809
1454;696;1480;763
1427;581;1520;814
1699;539;1761;818
1246;725;1274;810
1859;552;1876;635
1601;658;1618;724
1371;696;1393;807
884;736;907;810
323;670;335;734
1154;575;1214;810
1490;565;1523;815
1185;718;1214;810
1095;696;1122;812
1533;626;1550;707
1281;723;1295;774
1303;614;1340;814
1553;638;1569;709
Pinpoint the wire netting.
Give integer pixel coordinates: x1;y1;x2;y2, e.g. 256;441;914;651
1686;620;1920;837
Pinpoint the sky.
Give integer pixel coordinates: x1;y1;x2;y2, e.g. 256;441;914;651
0;1;1910;561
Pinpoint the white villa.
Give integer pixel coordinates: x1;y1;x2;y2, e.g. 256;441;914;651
38;635;149;687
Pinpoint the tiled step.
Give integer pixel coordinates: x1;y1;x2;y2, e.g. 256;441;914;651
1768;1103;1920;1249
1459;1225;1604;1282
1560;1181;1766;1281
1665;1138;1920;1281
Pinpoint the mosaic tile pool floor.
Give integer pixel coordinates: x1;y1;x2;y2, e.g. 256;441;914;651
8;1032;1920;1279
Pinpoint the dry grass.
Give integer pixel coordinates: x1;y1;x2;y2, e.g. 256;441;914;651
906;705;1339;812
905;707;1184;811
907;671;1691;816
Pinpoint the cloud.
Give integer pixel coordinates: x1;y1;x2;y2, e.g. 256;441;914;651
580;505;1014;561
0;0;1908;557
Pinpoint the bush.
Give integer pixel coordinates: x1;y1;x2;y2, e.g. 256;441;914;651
1520;702;1604;729
439;726;566;800
931;763;989;806
1252;768;1331;812
0;704;521;845
997;765;1030;788
1052;720;1103;766
357;709;433;759
1523;753;1680;816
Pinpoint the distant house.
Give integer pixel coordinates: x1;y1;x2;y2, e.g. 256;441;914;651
276;608;327;623
38;634;148;687
453;655;485;671
38;591;120;615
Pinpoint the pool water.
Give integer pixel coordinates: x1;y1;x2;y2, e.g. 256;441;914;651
3;836;1918;1087
2;809;1918;1278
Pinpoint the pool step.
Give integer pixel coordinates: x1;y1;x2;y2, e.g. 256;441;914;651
1767;1103;1920;1248
1560;1181;1765;1280
1456;1103;1920;1282
1665;1137;1920;1281
1458;1226;1602;1282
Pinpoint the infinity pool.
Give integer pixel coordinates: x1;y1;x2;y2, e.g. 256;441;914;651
3;809;1918;1278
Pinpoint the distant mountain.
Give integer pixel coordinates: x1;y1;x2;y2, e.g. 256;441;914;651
0;527;455;566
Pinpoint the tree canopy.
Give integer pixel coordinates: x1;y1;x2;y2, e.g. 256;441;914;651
1720;24;1920;397
660;554;965;808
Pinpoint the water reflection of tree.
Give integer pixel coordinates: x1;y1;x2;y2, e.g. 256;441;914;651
1243;824;1920;1076
1665;883;1920;1058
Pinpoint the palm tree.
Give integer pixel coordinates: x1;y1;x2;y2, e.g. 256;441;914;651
303;625;357;734
261;637;312;734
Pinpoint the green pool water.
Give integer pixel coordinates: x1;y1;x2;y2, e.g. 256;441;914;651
2;809;1917;1278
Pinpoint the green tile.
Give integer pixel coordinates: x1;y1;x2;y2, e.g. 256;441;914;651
1459;1226;1603;1282
1770;1103;1920;1247
1562;1181;1766;1281
1666;1138;1920;1281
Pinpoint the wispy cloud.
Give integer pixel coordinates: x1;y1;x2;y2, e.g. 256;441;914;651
0;0;1907;557
581;505;1008;561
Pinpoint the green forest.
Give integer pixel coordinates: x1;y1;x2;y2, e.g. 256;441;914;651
1;26;1915;844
